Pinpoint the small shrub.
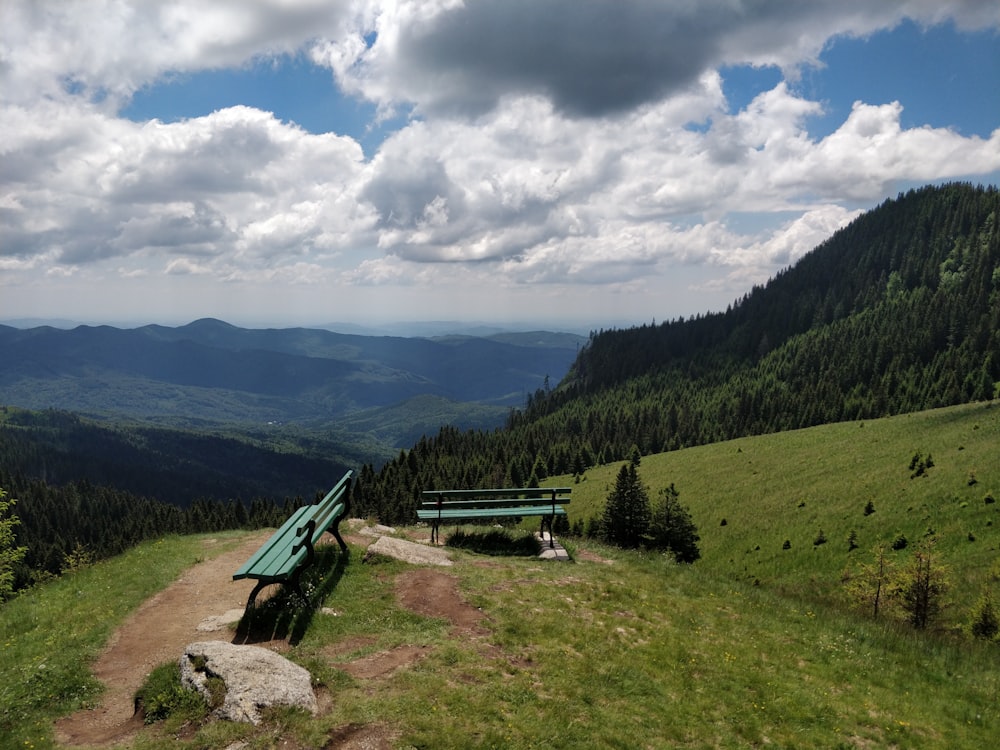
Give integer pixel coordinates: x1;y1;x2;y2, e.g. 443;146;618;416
203;675;227;710
847;529;859;551
863;500;875;516
813;530;827;546
61;542;94;574
891;534;908;551
985;493;996;505
720;518;728;526
134;661;207;724
909;451;934;478
782;540;791;550
648;483;700;563
970;594;1000;640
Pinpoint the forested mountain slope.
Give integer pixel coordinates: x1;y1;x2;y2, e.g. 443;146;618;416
357;183;1000;523
0;321;583;421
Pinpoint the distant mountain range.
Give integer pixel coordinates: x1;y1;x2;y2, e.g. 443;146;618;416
0;319;585;446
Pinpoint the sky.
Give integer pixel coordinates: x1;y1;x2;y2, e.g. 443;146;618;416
1;1;999;334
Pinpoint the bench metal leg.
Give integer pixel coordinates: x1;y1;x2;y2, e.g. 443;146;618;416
245;580;270;612
540;515;555;548
330;519;349;552
243;571;309;615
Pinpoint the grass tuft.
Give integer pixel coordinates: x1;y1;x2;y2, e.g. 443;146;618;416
134;661;208;725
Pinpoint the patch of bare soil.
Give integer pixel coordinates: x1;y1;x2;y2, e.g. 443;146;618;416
577;549;614;564
328;568;487;682
337;645;432;680
394;568;486;634
324;722;401;749
54;531;276;747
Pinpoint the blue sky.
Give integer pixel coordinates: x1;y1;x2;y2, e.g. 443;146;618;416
1;2;998;333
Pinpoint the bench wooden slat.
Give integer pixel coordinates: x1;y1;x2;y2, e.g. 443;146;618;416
233;470;353;611
233;505;313;581
419;497;568;510
422;488;572;498
417;505;568;520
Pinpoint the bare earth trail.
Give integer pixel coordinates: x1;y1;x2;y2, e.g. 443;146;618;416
54;532;273;746
53;530;482;748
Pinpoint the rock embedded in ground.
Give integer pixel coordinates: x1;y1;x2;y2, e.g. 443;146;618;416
180;641;317;725
363;535;453;566
195;608;245;631
359;523;398;537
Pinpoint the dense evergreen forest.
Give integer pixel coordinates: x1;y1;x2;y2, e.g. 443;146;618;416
354;183;1000;524
1;474;300;591
0;408;349;506
0;408;347;592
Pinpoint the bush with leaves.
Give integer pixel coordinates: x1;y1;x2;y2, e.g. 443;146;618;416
844;543;896;620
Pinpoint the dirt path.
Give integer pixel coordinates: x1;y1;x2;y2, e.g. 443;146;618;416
54;532;273;747
52;531;486;748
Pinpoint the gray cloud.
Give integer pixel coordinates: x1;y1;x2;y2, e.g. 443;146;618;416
395;0;720;118
333;0;999;120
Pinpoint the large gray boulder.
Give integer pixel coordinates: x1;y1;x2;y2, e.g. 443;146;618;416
180;641;317;725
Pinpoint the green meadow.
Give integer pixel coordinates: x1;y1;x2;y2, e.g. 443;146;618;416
557;400;1000;624
2;402;998;749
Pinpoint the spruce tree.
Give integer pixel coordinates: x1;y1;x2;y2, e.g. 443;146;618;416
649;483;701;562
601;463;650;548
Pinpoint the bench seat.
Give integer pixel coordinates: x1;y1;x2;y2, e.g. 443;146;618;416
234;470;353;610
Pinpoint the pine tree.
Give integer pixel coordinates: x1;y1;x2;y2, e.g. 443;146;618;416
649;483;701;562
899;542;948;630
1;488;28;602
969;592;999;640
601;463;650;548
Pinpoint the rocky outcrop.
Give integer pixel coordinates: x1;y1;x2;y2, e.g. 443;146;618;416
180;641;317;724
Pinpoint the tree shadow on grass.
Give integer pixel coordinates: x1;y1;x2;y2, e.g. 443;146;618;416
233;545;349;646
445;528;541;557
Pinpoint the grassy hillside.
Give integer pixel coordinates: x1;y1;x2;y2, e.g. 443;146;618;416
2;529;997;748
551;400;1000;627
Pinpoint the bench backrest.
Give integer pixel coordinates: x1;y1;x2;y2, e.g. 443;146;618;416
420;487;571;510
303;470;353;541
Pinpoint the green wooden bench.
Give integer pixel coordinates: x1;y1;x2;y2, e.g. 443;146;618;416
233;470;353;610
418;487;571;547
